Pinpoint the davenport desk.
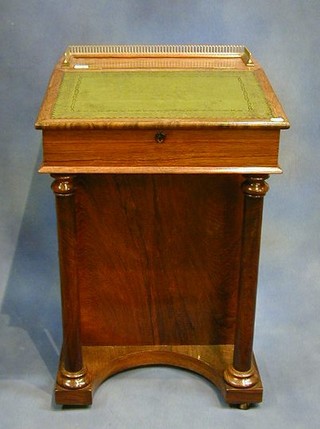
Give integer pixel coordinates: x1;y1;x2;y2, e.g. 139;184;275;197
35;45;289;409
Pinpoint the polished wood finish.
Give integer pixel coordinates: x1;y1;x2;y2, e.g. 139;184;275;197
76;174;243;347
55;345;262;406
51;175;90;390
40;128;281;174
224;175;269;389
51;175;82;373
35;54;289;130
36;45;289;409
234;175;269;372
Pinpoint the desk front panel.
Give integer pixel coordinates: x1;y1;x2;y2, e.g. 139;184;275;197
75;174;243;346
41;128;280;174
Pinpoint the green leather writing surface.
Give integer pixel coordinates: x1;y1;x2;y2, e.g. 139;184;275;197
52;70;272;120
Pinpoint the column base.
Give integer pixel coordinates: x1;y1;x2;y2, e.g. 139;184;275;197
223;364;259;388
55;383;93;406
53;345;263;407
55;364;92;405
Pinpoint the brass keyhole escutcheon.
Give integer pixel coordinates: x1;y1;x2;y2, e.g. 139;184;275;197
155;131;166;144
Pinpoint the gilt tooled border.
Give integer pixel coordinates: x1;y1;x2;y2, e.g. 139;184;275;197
56;71;271;119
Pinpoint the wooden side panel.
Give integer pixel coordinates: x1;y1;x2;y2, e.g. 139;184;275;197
76;174;243;346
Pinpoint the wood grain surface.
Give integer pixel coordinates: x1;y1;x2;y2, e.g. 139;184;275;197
75;174;244;346
41;128;281;174
55;345;263;405
36;46;289;407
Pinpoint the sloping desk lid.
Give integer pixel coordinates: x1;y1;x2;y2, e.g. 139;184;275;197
35;45;289;129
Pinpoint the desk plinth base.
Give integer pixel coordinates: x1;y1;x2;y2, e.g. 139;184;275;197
54;345;263;407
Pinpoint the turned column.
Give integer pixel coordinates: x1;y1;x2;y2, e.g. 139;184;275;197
51;174;89;390
224;175;269;388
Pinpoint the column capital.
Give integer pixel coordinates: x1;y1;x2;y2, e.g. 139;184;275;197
241;175;269;198
51;174;77;196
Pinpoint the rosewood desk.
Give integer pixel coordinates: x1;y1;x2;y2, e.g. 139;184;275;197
35;45;289;408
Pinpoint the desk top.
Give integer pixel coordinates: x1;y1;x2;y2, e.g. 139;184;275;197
35;45;289;130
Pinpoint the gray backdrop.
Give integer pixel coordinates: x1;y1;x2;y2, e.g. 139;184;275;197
0;1;319;428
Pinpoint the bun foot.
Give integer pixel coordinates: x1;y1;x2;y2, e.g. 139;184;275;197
238;403;250;410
